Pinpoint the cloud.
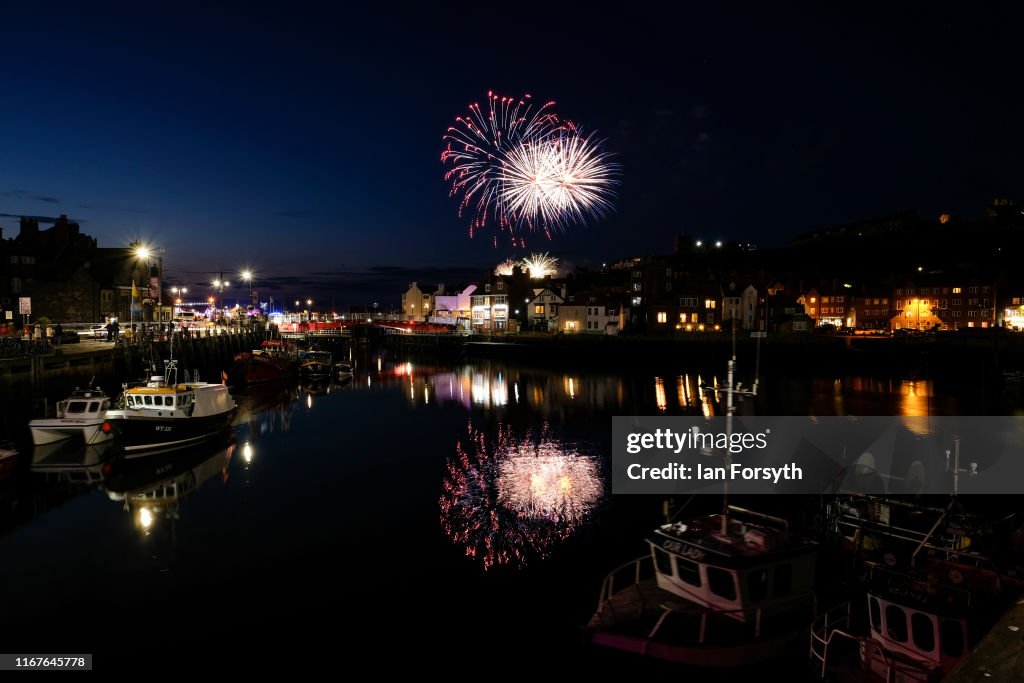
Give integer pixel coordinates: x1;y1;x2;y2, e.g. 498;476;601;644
76;203;148;214
0;212;86;223
274;209;312;219
1;189;60;204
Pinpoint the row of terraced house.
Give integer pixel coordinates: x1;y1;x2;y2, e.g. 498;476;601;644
402;257;1021;334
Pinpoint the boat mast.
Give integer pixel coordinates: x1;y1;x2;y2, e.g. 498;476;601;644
721;313;759;534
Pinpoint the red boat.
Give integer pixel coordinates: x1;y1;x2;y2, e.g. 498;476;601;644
224;339;299;390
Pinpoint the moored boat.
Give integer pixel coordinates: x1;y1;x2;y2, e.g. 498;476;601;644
810;489;1024;682
586;505;819;666
29;385;113;445
103;358;237;456
334;361;353;381
224;339;300;389
300;349;333;378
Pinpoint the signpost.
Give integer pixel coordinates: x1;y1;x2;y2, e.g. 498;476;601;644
18;297;31;331
750;331;766;338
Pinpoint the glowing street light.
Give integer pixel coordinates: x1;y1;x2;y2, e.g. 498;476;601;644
211;273;230;310
241;270;253;307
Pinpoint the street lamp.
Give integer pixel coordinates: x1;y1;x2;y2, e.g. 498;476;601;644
132;243;166;322
170;286;188;316
241;270;253;307
212;273;230;311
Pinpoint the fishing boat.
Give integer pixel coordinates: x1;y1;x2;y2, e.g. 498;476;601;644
810;484;1024;682
300;349;333;379
587;505;818;666
585;333;818;666
102;355;237;457
28;383;113;445
224;339;300;390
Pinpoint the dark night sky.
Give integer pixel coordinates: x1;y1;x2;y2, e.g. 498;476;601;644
2;3;1023;307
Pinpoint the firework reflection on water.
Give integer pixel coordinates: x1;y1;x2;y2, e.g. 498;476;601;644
440;421;604;570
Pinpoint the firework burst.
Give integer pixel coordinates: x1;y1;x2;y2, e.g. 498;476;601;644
441;91;618;246
441;92;560;246
521;252;559;279
494;258;518;276
439;421;603;570
502;128;618;233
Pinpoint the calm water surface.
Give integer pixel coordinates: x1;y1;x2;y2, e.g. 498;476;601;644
0;351;1020;673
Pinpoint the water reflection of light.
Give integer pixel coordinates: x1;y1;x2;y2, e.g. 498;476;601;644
565;377;576;400
138;507;153;530
424;385;429;404
243;442;253;463
899;380;932;418
514;382;520;404
677;376;686;408
470;371;508;407
377;357;382;372
440;421;604;571
306;394;313;409
655;377;667;412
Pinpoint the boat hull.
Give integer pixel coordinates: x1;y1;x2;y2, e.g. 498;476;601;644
29;420;112;446
105;409;237;456
226;353;298;388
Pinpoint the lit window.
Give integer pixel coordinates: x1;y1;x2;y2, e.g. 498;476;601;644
679;313;687;323
705;299;716;309
953;287;962;294
657;312;667;323
534;305;544;315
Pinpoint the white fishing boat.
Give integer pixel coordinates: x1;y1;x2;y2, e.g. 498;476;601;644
29;385;113;446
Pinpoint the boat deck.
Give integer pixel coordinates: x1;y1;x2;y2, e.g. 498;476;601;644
586;577;812;666
945;598;1024;682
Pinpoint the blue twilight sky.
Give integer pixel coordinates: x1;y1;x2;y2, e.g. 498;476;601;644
1;3;1023;306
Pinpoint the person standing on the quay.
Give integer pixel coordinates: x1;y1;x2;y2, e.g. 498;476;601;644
54;321;63;347
105;321;113;341
111;320;120;342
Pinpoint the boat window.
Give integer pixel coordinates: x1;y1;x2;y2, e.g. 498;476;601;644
653;548;673;576
102;401;110;411
67;402;87;414
774;563;792;597
885;605;908;643
164;396;173;406
144;396;153;406
88;401;99;412
747;569;769;602
912;612;935;652
675;557;701;586
869;597;881;632
707;567;736;601
941;620;965;658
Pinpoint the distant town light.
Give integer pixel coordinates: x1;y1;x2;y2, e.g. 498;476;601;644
695;240;703;247
917;266;923;272
843;283;852;289
134;245;150;260
715;240;723;248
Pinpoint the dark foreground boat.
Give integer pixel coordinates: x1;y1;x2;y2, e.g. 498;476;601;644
586;505;818;667
103;359;237;457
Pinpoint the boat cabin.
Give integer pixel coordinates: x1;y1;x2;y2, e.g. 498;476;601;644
860;561;1005;681
648;507;817;623
57;390;110;418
